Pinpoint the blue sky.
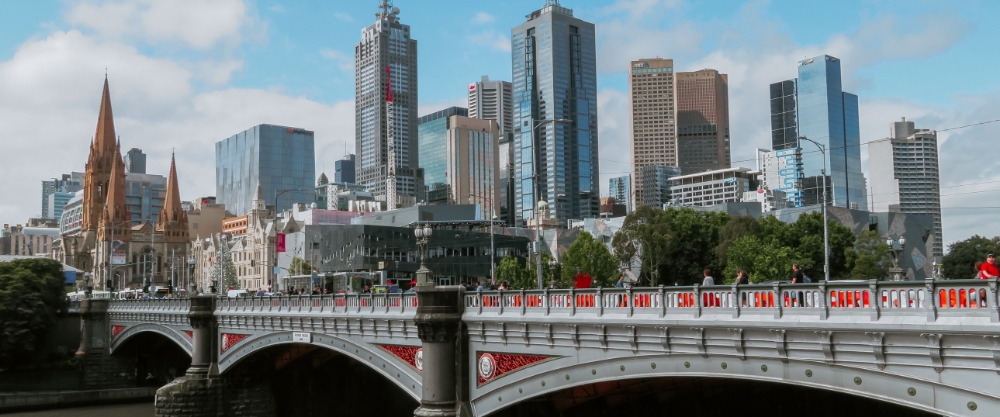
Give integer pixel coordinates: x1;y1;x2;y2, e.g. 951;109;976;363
0;0;997;249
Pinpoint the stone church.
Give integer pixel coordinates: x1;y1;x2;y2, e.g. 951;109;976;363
54;77;190;292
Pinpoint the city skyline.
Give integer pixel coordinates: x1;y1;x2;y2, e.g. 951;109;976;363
0;0;998;248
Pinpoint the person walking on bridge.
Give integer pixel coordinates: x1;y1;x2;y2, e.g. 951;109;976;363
980;254;998;279
702;269;715;286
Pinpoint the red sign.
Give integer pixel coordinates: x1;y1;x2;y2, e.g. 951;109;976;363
469;85;476;90
276;233;286;253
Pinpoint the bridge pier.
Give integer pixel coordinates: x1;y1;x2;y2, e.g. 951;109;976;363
76;298;135;389
414;286;469;417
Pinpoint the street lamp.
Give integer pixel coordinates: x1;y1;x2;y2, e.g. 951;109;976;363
530;118;572;289
547;259;559;289
414;224;433;286
798;136;830;282
887;236;907;281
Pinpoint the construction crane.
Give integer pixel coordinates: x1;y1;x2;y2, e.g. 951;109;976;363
385;65;397;211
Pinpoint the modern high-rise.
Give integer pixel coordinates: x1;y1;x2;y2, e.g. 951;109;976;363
498;135;514;225
629;58;676;208
355;0;422;208
869;118;943;258
468;76;513;135
512;0;599;226
444;116;500;219
125;172;166;226
41;172;83;220
216;124;316;216
334;154;356;184
418;106;469;191
640;164;682;207
124;148;147;174
676;69;730;173
769;54;866;209
608;176;631;213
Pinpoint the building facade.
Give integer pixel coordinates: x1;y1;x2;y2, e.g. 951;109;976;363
608;175;632;213
41;173;83;220
125;172;166;226
512;1;600;226
124;148;146;174
468;75;513;135
768;54;866;209
186;197;232;241
355;1;422;208
445;116;500;219
334;154;356;184
868;118;943;259
640;164;682;208
670;167;757;207
676;69;730;173
418;106;469;191
0;224;60;256
215;124;316;216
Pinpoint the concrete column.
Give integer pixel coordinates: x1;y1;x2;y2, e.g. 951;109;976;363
186;295;218;377
413;286;465;417
76;298;110;356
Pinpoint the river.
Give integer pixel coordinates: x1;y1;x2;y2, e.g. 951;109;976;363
3;402;153;417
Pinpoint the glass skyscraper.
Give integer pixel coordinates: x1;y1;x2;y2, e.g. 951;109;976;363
216;124;316;216
511;1;599;226
769;54;866;209
608;175;631;213
334;154;355;184
418;106;469;190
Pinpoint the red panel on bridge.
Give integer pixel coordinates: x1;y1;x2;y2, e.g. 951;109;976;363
221;333;250;353
184;331;193;338
379;345;423;372
112;325;125;338
477;352;554;386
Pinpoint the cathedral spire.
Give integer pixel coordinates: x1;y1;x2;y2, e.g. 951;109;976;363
97;143;130;241
82;76;121;232
94;76;117;153
157;151;189;242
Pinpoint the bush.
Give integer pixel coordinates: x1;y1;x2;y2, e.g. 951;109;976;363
0;258;68;368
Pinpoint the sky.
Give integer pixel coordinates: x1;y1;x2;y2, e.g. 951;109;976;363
0;0;998;251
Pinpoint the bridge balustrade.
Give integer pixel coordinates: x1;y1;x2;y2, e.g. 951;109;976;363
213;293;418;315
108;298;191;312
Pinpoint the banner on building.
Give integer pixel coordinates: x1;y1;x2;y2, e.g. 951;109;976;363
276;233;286;253
111;240;127;265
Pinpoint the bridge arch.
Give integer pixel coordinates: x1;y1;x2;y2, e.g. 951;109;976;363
217;331;422;401
472;353;998;417
110;323;193;357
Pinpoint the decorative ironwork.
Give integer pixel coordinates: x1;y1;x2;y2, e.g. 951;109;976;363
112;325;125;337
477;352;554;386
221;333;249;353
380;344;423;371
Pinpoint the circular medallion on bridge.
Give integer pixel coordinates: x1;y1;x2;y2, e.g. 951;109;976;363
478;353;497;380
414;349;423;372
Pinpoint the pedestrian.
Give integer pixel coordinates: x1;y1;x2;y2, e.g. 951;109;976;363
980;254;999;279
791;264;805;283
616;275;625;288
734;269;749;285
476;280;484;291
465;281;476;292
255;287;264;297
701;269;715;286
498;280;509;291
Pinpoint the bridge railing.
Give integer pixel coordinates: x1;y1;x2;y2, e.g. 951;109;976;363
108;298;191;313
215;293;418;315
463;279;1000;321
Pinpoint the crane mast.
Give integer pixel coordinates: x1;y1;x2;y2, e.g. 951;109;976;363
385;65;397;211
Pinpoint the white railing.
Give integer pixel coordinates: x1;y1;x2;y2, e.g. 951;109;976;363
108;298;191;312
214;293;418;315
462;279;1000;322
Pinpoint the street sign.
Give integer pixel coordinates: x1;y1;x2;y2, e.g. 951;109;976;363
378;261;385;269
292;332;311;343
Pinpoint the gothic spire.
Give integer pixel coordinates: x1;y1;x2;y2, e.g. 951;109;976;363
98;143;130;240
157;151;189;242
94;75;117;153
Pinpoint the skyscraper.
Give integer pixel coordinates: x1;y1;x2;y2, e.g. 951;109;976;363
355;0;422;208
216;124;316;216
512;0;599;226
444;116;500;219
334;154;356;184
608;176;631;213
869;118;943;258
417;106;469;191
640;164;682;207
769;54;866;209
41;173;83;220
676;69;730;173
124;148;146;174
468;76;513;135
628;58;677;209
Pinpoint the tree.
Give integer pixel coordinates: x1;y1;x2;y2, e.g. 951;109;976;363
212;240;238;290
756;212;855;280
612;205;673;286
724;236;805;283
524;252;559;288
0;258;67;367
561;232;619;288
845;230;891;279
496;257;533;290
942;235;1000;279
715;215;761;271
612;207;728;286
289;257;313;275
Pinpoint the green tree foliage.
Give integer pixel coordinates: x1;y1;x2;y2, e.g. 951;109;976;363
289;257;313;275
496;257;532;290
715;215;761;270
0;258;67;367
212;241;239;290
723;236;805;283
524;252;559;288
561;232;620;288
845;230;891;279
754;212;855;280
611;205;673;286
942;235;1000;279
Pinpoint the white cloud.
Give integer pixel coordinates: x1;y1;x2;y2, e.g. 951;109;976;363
334;12;353;22
472;12;494;24
320;49;354;72
470;31;511;53
64;0;263;50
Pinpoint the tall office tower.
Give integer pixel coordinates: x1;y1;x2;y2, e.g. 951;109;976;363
41;173;83;220
512;0;599;226
216;124;316;216
417;106;469;193
869;118;943;259
769;54;866;209
355;0;422;208
498;134;514;225
608;176;632;213
124;148;147;174
628;58;676;209
444;116;500;219
676;69;730;173
335;154;356;184
468;76;513;135
640;164;682;207
125;172;167;226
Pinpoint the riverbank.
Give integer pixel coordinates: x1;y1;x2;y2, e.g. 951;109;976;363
0;387;156;413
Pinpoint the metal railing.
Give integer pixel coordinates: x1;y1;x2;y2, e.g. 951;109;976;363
214;293;419;315
463;279;1000;321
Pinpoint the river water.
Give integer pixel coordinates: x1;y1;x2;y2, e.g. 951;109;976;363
3;402;153;417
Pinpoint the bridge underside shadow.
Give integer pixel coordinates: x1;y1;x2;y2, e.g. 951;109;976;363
490;377;936;417
228;344;419;417
109;331;192;388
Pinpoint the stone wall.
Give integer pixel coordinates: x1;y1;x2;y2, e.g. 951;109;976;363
81;353;136;390
154;369;275;417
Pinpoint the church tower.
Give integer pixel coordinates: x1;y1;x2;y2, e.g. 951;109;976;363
96;142;131;242
82;77;120;231
156;152;190;243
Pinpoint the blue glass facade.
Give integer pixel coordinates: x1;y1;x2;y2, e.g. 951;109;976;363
125;173;166;226
216;124;316;216
418;107;468;190
511;3;599;226
334;154;355;184
769;55;866;209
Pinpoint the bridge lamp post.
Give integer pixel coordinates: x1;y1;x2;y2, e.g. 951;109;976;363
548;258;559;289
887;236;906;281
414;224;433;287
798;136;830;282
530;118;572;289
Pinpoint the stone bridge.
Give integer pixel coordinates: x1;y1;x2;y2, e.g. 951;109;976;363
80;279;1000;416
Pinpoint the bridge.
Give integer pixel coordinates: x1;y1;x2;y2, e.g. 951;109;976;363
75;279;1000;416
